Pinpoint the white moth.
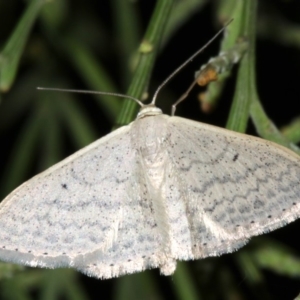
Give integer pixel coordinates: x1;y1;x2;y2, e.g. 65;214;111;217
0;25;299;278
0;100;300;279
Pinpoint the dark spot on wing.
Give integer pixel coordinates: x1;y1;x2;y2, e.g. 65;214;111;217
233;154;239;161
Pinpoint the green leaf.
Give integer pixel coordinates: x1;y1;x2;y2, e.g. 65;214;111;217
0;0;46;91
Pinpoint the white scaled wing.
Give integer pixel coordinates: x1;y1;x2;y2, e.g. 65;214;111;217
167;116;300;259
0;123;164;279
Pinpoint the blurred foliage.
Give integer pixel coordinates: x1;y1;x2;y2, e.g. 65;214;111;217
1;0;300;299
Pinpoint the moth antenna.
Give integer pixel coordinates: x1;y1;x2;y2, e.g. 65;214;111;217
37;87;145;107
37;19;232;112
171;77;199;116
151;19;233;106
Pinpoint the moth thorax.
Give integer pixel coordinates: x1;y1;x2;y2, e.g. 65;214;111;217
137;105;162;119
